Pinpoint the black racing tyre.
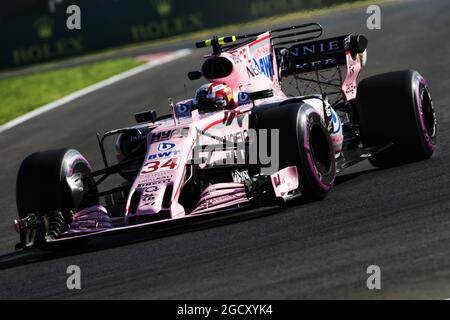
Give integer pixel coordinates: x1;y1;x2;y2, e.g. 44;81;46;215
254;102;336;201
356;70;437;168
16;149;94;247
16;149;93;217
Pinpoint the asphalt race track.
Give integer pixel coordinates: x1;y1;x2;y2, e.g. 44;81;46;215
1;0;450;299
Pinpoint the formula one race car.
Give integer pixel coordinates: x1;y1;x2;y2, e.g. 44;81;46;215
14;23;437;250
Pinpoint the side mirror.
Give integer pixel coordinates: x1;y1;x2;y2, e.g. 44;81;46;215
188;71;202;80
135;110;157;123
234;89;274;114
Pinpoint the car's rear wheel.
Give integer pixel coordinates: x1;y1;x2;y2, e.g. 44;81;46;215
356;70;437;168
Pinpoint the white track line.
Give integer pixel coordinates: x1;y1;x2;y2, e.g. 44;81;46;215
0;48;192;134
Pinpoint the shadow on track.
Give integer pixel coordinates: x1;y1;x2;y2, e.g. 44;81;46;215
335;168;380;185
0;205;284;271
0;166;378;271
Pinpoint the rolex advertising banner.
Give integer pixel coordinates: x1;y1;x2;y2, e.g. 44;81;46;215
0;0;356;70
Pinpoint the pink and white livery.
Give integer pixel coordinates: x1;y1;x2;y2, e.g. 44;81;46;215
14;23;437;250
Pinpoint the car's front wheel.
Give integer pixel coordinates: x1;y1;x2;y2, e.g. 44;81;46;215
255;102;336;201
16;149;95;247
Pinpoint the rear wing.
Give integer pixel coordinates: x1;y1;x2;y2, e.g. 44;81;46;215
196;23;324;54
194;24;366;74
275;33;368;102
193;25;368;102
277;34;368;75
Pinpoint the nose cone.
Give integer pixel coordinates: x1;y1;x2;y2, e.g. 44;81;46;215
125;126;193;223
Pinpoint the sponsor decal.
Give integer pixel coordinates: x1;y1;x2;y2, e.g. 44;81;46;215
232;170;251;183
142;196;155;205
288;40;342;58
151;128;189;142
137;171;174;184
231;48;251;64
130;135;147;142
250;36;270;59
144;186;158;194
238;92;252;106
158;142;176;151
140;158;180;174
284;36;349;73
196;193;244;210
324;103;333;132
142;185;158;204
177;104;189;113
294;58;338;71
249;35;273;79
331;109;341;134
246;64;261;78
271;166;299;197
176;102;192;117
252;55;273;79
272;174;282;187
344;81;357;97
230;54;244;64
148;150;180;160
138;179;171;188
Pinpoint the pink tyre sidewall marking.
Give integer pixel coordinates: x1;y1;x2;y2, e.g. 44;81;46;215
415;75;437;152
302;110;335;191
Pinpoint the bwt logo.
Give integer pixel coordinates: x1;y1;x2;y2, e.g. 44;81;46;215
158;142;176;151
148;150;181;160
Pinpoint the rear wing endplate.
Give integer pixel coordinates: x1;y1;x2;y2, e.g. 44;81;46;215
277;34;368;75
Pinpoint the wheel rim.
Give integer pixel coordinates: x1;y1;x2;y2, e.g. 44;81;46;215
310;124;332;176
421;88;436;139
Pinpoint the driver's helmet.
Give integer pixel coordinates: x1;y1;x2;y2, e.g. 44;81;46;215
194;82;235;110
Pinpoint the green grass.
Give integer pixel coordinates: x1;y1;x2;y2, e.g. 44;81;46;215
0;58;144;125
